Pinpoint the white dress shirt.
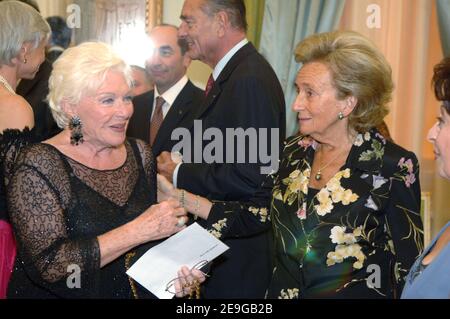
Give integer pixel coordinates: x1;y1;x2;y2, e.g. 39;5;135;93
152;75;189;120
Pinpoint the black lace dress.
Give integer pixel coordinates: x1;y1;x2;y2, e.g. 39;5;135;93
0;128;34;221
7;139;160;299
0;128;35;298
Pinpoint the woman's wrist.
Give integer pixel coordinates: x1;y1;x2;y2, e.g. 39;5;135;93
178;189;186;208
177;189;211;220
124;218;146;246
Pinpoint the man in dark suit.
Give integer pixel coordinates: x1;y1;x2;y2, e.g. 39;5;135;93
127;24;203;157
157;0;286;298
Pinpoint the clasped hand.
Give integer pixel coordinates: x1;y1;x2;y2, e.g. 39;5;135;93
157;173;178;203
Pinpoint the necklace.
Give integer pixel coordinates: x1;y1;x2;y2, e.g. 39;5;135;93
0;74;15;94
314;146;347;181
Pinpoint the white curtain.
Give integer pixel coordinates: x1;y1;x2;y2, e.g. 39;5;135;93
341;0;432;155
72;0;149;66
95;0;146;46
436;0;450;55
340;0;448;236
36;0;74;17
72;0;97;44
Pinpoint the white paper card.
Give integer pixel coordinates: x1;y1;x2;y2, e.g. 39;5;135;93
126;222;229;299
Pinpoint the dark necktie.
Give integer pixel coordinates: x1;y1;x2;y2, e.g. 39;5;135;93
205;74;215;97
149;96;165;146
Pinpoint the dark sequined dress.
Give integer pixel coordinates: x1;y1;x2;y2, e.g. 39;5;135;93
7;139;161;298
0;128;35;298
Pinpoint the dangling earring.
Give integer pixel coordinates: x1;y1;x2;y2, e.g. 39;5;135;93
338;112;344;120
69;116;84;145
23;58;27;64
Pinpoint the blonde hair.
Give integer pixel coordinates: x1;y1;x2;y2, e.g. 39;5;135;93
48;42;132;128
0;1;50;65
294;31;393;133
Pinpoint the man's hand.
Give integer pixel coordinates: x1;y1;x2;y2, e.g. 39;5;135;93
157;151;177;183
157;174;177;203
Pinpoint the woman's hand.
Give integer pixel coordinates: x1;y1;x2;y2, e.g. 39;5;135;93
131;199;188;244
174;266;207;298
157;173;178;203
98;199;188;268
157;174;213;220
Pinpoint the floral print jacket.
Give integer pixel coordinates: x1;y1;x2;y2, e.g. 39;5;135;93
206;129;423;299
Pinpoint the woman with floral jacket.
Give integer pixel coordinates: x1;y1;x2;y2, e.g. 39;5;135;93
158;31;423;299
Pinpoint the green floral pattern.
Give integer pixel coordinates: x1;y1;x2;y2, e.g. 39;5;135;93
206;129;423;298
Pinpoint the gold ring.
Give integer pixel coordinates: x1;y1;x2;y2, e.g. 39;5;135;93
177;217;186;227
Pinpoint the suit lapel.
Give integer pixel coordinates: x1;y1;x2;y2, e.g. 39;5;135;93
193;42;258;121
152;81;195;154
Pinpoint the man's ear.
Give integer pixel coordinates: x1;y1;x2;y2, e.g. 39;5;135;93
182;54;191;69
215;11;229;38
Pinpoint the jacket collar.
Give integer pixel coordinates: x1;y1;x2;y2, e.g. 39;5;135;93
196;42;258;119
152;80;197;153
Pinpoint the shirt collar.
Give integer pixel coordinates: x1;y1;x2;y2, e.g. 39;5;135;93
154;75;189;106
47;46;65;53
212;38;249;80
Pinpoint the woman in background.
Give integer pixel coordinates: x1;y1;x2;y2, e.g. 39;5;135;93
401;57;450;299
0;0;50;298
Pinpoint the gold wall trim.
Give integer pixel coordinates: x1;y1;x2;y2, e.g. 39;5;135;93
146;0;163;33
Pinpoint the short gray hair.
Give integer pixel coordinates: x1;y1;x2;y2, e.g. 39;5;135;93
0;1;50;65
48;42;133;128
201;0;247;32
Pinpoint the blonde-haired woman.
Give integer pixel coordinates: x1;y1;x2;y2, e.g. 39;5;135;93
158;31;423;298
7;42;204;298
0;0;50;298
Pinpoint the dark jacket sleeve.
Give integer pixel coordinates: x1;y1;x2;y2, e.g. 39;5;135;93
178;76;285;201
384;151;423;294
203;172;275;239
